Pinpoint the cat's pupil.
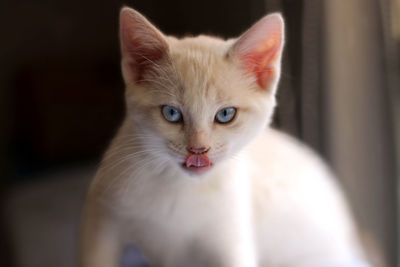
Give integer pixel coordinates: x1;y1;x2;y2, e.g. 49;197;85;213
215;107;236;124
162;105;182;123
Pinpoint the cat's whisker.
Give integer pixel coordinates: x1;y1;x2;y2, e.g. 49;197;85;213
101;150;162;172
104;145;159;158
121;156;169;201
100;154;163;196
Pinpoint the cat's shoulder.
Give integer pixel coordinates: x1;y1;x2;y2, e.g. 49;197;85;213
253;128;323;159
246;129;346;210
247;128;333;178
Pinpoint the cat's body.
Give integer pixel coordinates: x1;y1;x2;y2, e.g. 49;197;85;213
80;7;369;267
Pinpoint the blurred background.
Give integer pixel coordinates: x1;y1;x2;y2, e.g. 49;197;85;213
0;0;399;266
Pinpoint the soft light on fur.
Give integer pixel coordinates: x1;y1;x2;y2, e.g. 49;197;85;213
80;7;371;267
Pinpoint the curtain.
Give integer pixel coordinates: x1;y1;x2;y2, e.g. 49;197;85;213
263;0;399;265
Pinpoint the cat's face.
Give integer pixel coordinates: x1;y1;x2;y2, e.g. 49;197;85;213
119;8;284;175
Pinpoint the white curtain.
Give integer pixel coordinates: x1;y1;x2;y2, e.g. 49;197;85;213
263;0;399;265
324;0;397;265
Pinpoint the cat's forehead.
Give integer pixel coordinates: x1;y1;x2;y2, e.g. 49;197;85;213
164;36;238;99
145;35;255;118
167;35;232;54
168;36;230;71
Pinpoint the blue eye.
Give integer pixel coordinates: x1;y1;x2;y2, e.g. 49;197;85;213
162;105;182;122
215;107;236;124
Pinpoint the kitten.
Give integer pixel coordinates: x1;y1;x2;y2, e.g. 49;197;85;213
80;7;371;267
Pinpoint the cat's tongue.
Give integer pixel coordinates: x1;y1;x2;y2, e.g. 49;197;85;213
185;154;211;168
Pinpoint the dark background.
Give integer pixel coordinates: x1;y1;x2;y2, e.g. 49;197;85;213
0;0;398;266
0;0;283;182
0;0;309;184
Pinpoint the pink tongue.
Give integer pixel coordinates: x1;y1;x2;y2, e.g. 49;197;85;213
185;154;211;168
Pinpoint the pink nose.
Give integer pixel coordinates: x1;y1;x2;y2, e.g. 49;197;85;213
187;146;210;154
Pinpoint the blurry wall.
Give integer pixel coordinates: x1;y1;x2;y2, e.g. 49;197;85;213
325;0;398;264
0;0;125;182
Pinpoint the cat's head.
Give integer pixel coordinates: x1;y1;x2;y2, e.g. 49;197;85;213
119;7;284;175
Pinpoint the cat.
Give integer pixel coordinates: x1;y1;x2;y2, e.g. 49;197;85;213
80;6;371;267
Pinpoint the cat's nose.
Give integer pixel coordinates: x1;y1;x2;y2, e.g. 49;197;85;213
187;146;210;154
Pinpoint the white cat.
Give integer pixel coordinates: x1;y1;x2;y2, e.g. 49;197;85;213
80;7;371;267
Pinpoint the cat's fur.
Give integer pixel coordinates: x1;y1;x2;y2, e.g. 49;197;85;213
80;7;370;267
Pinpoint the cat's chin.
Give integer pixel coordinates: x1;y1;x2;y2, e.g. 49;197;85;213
181;163;214;176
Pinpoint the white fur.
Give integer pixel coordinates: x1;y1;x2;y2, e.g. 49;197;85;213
81;122;369;267
80;7;370;267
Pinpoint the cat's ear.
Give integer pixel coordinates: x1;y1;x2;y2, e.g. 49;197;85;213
120;7;169;83
230;13;284;90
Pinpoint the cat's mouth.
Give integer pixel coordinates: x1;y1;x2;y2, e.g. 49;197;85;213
182;153;213;174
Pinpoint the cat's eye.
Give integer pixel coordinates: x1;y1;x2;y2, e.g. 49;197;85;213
162;105;183;123
215;107;236;124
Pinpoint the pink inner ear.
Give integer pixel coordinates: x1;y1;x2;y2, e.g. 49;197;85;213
234;15;283;89
122;28;166;82
241;31;281;88
120;8;168;82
